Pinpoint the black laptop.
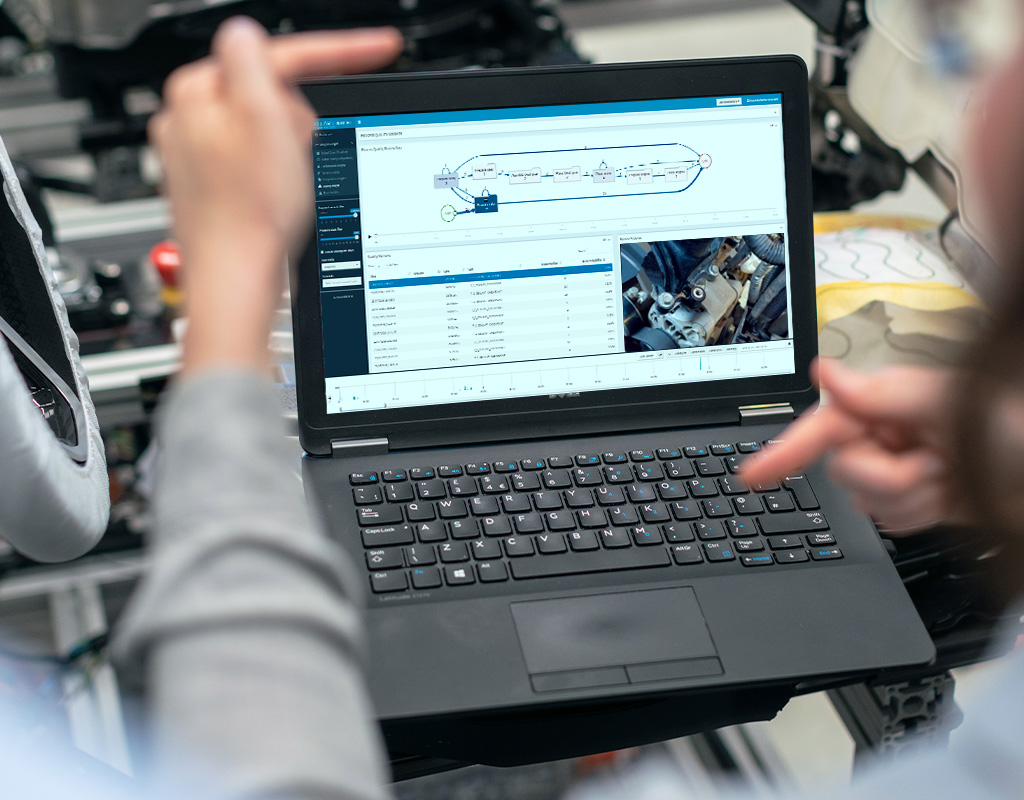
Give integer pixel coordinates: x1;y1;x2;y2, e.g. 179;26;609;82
293;56;934;763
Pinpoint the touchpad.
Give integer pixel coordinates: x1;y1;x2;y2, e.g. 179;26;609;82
511;587;718;674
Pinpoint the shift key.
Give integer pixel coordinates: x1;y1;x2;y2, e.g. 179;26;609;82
758;512;829;535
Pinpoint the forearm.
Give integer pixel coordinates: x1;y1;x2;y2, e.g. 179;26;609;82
114;370;391;800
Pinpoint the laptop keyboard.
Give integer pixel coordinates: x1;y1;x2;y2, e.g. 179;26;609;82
352;440;841;594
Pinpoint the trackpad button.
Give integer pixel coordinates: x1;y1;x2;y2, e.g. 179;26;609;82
511;587;717;674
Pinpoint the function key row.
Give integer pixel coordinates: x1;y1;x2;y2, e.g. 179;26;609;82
349;441;769;485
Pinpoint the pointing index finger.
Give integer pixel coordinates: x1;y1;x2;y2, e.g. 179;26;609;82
739;404;864;486
266;27;404;82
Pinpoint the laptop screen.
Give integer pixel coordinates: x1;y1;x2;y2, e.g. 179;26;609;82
311;93;794;415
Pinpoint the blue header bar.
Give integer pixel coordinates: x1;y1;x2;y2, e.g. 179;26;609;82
315;94;781;130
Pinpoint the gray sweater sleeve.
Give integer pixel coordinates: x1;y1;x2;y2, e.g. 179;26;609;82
112;370;392;800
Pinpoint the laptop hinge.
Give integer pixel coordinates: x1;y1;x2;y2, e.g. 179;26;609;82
738;403;795;425
331;437;390;457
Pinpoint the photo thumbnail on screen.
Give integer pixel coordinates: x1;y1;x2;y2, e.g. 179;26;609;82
621;233;788;352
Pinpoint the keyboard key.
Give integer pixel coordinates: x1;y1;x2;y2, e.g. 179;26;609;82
599;528;632;548
444;565;475;585
604;466;633;483
501;493;532;513
465;463;490;475
664;461;695;479
448;477;478;496
416;480;446;499
439;542;469;562
370;571;407;593
382;470;407;482
741;554;773;567
354;486;382;504
480;475;510;494
577;507;608;528
543;470;572;489
521;458;546;471
758;512;830;535
385;483;415;503
657;481;686;501
731;494;763;515
575;454;602;466
725;456;743;473
784;476;820;510
448;519;478;539
366;549;403;569
696;458;725;477
410;467;435;480
703;542;736;561
710;443;736;456
405;545;436;566
640;503;669;523
564;488;595;508
602;452;628;464
630;449;655;462
510;548;670;579
607;506;639;526
672;543;703;564
734;538;764;552
806;531;837;547
410;567;442;589
726;518;756;538
357;505;404;526
664;523;695;543
684;445;708;458
547;456;573;468
632;526;663;546
470;539;502;560
437;464;463;478
569;530;601;551
767;535;804;550
775;549;810;564
765;493;796;513
670;501;701;521
695;520;727;541
657;447;682;460
736;441;761;454
513;513;544;534
492;460;517;473
719;475;748;495
405;502;435;522
470;496;500;515
701;499;731;518
505;536;536;557
687;478;718;498
545;510;576;531
350;472;380;485
536;533;567;554
751;479;781;492
512;472;541;492
481;516;513;537
596;486;626;505
437;498;468;519
810;547;843;561
636;463;664;481
573;467;603;486
417;522;446;543
628;483;656;502
477;561;509;582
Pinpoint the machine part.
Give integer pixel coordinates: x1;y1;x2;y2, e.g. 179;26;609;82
746;261;776;306
827;672;963;765
742;233;786;266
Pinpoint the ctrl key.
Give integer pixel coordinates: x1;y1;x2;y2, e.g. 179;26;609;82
370;570;407;593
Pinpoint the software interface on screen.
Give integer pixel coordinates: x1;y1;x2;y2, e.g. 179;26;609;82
312;93;795;414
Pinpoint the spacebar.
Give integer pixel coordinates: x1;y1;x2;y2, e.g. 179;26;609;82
510;548;671;579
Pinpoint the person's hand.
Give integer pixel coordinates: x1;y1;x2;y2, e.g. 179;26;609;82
740;359;963;534
149;17;402;375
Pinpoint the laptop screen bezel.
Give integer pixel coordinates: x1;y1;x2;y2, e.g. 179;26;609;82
294;56;817;455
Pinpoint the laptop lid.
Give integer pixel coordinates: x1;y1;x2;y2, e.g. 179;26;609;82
294;56;817;456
